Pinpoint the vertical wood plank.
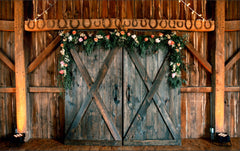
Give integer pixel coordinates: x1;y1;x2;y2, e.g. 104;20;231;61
214;0;225;133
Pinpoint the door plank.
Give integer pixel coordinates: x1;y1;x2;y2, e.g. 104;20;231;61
126;50;180;140
65;48;121;141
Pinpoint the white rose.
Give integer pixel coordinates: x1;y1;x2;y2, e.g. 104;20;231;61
155;38;160;43
68;36;73;42
131;34;136;39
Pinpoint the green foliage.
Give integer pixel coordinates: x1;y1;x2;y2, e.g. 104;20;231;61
58;30;186;89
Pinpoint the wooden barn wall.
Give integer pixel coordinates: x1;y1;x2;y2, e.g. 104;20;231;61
224;0;240;138
0;0;15;139
28;0;64;139
0;0;239;139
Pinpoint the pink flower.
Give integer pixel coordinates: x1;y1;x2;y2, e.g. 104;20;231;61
60;61;65;65
94;38;98;42
72;30;77;35
177;63;181;66
159;33;164;37
172;73;176;78
84;36;87;40
127;32;131;36
79;37;83;42
151;35;154;38
120;31;125;35
168;40;175;46
64;64;68;67
105;35;110;40
59;70;64;75
144;37;148;42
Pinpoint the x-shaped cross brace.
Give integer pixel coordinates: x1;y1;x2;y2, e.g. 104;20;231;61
124;49;180;140
65;48;121;141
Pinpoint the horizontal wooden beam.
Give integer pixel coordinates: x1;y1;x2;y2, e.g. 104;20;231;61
27;36;61;73
0;20;14;31
225;20;240;31
225;87;240;92
24;19;215;32
181;86;240;93
1;86;238;93
181;87;212;93
29;87;64;93
225;50;240;71
0;49;15;72
0;87;16;93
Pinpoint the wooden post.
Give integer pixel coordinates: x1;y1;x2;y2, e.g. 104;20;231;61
14;0;30;140
214;0;225;133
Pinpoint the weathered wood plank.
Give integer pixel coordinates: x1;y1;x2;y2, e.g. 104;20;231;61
0;49;15;72
65;48;121;141
214;0;225;133
124;140;180;146
181;87;212;93
29;87;64;93
0;87;16;93
124;50;180;141
0;20;14;31
225;20;240;31
24;19;215;31
176;31;212;73
225;50;240;71
27;36;61;73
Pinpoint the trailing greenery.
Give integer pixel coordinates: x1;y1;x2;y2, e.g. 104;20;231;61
58;30;186;90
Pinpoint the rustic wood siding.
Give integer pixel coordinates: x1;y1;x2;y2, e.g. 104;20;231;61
0;0;239;139
0;0;15;139
224;0;240;137
28;0;64;139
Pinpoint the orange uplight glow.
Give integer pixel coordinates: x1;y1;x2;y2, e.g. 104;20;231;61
16;93;27;133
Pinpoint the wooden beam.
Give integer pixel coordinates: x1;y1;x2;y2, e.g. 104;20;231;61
27;36;61;73
225;20;240;31
181;87;212;93
2;86;238;93
225;50;240;71
24;19;215;32
0;49;15;72
225;87;240;92
214;0;225;133
176;31;212;73
29;87;64;93
185;41;212;73
0;87;16;93
0;20;14;31
14;0;29;138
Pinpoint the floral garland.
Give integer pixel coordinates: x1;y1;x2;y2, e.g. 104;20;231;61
58;30;186;89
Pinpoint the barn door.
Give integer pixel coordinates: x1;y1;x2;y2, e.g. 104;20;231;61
64;48;122;145
123;49;181;145
65;47;181;146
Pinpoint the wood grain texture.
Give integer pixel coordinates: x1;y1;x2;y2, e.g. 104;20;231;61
214;0;225;133
1;138;240;150
0;20;14;31
65;48;121;143
14;0;29;139
27;36;61;73
123;48;180;145
0;48;15;72
24;19;215;31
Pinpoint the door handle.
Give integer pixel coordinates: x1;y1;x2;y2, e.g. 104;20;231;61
114;84;120;105
127;84;131;102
